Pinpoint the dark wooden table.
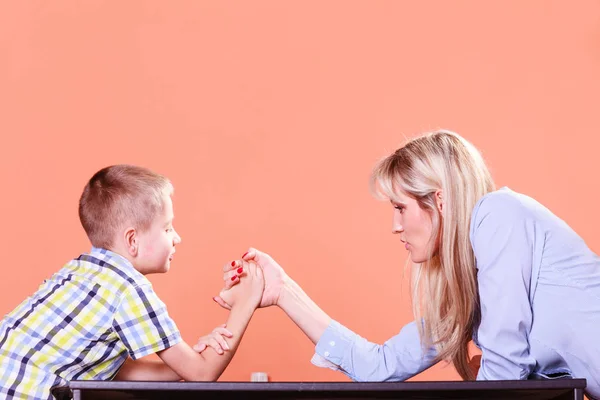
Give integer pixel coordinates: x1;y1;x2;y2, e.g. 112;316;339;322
52;379;587;400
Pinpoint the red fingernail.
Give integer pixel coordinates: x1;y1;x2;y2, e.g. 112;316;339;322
231;261;235;267
237;267;243;274
231;276;236;281
242;251;249;258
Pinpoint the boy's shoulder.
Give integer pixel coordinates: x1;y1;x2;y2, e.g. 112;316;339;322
64;248;152;294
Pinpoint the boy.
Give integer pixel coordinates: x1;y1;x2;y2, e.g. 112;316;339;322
0;165;263;399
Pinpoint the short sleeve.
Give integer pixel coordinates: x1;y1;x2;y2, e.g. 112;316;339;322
112;283;182;359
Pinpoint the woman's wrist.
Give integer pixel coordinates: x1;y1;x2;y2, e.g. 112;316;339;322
276;276;331;344
277;274;297;310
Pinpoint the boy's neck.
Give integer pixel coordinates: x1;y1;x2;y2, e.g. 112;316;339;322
95;245;143;274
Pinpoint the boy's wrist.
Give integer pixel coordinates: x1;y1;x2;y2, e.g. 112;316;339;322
230;301;257;316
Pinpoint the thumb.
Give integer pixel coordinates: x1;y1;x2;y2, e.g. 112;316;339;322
242;247;259;262
213;295;232;310
193;343;207;353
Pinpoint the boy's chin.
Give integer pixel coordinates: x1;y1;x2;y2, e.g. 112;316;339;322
150;262;171;274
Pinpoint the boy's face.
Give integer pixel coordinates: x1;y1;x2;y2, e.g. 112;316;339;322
135;194;181;274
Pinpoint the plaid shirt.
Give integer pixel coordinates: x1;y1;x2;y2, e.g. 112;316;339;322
0;248;181;400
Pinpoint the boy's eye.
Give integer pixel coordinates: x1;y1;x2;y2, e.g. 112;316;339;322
394;205;404;213
166;228;173;233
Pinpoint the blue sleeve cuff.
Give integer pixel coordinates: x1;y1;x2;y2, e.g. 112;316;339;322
314;319;358;371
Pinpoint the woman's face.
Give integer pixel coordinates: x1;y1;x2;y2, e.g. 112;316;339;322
391;189;439;263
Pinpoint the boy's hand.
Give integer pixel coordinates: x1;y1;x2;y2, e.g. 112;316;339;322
192;324;233;355
218;260;264;310
215;248;287;309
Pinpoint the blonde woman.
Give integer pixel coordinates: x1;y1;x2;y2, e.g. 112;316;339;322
216;130;600;399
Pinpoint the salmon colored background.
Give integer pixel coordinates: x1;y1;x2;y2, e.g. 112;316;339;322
1;1;599;382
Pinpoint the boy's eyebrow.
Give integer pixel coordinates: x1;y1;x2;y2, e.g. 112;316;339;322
390;199;407;206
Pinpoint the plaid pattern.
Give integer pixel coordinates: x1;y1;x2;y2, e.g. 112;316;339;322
0;248;181;400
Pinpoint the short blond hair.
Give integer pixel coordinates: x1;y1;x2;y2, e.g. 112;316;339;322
79;164;173;249
371;130;495;380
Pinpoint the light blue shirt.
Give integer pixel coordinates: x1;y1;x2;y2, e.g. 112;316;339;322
313;188;600;399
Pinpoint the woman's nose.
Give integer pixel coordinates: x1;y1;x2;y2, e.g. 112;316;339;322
392;220;403;234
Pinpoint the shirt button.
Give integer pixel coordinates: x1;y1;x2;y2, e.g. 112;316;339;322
324;351;330;357
329;341;336;347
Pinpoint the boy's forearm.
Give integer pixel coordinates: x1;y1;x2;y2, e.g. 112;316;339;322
197;303;256;380
115;357;182;381
154;303;257;382
116;303;255;382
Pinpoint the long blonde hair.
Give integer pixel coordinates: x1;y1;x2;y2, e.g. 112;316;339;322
370;130;495;380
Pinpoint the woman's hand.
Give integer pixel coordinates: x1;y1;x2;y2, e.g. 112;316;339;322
214;248;288;309
217;259;264;311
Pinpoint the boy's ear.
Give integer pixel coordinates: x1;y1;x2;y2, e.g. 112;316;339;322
124;227;138;257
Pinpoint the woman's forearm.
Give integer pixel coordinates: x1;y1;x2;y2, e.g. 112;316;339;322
277;277;332;344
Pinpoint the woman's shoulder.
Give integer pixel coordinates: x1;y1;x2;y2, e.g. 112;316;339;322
472;187;531;220
469;188;547;258
469;187;553;235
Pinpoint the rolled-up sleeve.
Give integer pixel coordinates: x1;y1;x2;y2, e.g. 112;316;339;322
471;193;537;380
312;319;437;381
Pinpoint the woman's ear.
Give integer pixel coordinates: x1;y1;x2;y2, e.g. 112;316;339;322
435;189;444;214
